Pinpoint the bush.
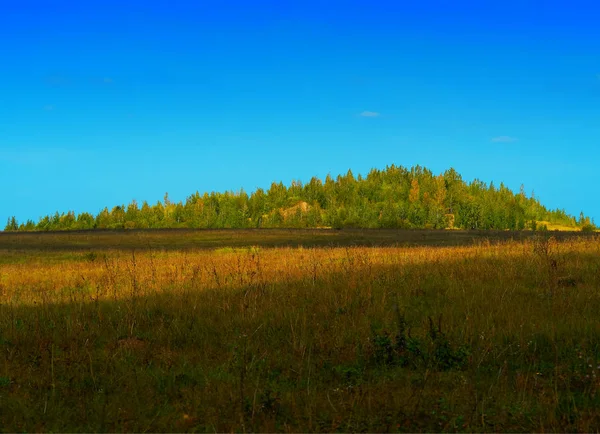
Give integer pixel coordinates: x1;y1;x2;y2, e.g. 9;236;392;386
124;220;137;229
581;223;596;232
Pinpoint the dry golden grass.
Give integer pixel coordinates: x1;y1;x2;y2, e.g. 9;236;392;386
536;220;580;231
1;234;600;431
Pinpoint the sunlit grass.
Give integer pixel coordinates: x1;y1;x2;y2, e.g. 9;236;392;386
537;220;581;231
1;234;599;431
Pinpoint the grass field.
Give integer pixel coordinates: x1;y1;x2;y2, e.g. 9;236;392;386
1;230;600;431
0;227;593;252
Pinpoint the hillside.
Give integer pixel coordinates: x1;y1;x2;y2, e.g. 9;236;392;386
4;165;594;232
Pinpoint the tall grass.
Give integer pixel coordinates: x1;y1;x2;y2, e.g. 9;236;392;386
1;235;600;431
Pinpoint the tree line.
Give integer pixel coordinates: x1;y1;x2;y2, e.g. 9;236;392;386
4;165;595;232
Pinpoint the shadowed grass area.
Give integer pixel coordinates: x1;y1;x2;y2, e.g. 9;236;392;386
1;235;600;431
0;228;595;253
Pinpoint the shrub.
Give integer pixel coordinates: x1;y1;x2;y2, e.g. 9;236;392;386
581;223;596;232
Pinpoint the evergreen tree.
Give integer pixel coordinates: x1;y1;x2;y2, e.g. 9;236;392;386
5;216;18;231
10;164;587;232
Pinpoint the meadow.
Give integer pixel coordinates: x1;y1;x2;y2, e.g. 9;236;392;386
1;230;600;432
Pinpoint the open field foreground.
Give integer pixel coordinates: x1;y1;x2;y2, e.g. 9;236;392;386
1;233;600;431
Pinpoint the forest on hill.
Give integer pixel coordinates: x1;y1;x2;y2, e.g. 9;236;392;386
4;165;595;232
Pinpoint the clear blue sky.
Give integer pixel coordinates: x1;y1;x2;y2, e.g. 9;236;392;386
2;0;599;225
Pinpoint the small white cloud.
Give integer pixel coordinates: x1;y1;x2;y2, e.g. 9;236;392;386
359;111;380;117
491;136;518;143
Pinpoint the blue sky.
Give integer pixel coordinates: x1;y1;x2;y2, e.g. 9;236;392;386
1;0;599;225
